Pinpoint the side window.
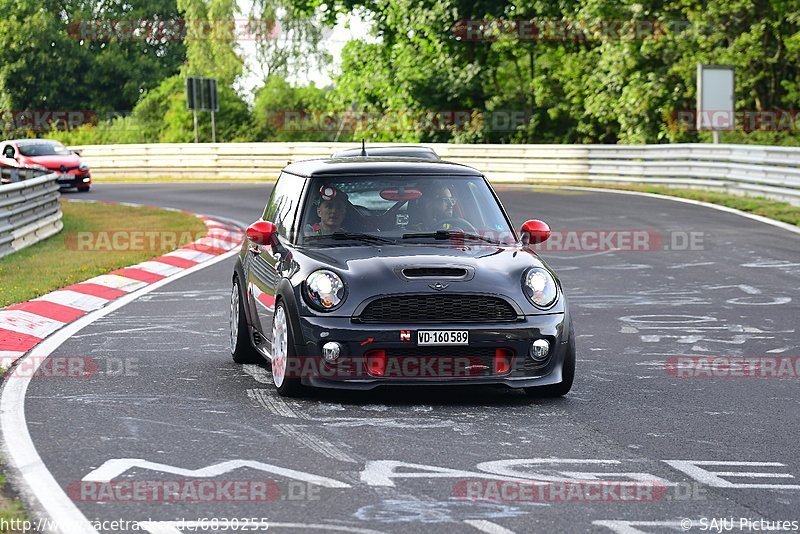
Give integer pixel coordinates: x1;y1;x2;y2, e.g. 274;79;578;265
262;173;306;241
2;145;14;159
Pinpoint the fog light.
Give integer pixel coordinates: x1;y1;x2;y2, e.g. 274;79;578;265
322;342;341;363
529;339;550;361
82;177;90;182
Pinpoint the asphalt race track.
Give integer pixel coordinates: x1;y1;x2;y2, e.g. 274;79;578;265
20;184;800;533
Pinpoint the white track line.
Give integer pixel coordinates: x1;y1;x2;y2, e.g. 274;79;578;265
0;231;242;534
464;520;517;534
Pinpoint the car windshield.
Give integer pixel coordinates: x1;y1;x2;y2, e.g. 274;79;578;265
17;142;71;157
298;176;516;246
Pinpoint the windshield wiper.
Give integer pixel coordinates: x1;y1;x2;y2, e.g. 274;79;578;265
307;231;396;245
401;230;501;245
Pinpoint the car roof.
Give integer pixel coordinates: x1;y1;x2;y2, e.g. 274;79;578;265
283;157;483;178
331;145;440;160
9;139;63;146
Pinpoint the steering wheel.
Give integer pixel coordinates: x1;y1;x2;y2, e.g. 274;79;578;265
434;217;477;233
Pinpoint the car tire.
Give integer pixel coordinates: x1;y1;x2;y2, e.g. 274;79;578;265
524;327;575;398
77;186;90;192
270;301;305;397
230;278;261;364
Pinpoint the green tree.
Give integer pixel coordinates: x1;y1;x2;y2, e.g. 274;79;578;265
0;0;185;114
250;76;331;140
288;0;800;144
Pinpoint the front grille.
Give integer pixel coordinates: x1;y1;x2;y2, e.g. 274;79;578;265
357;294;518;323
402;267;467;278
52;165;79;173
382;347;511;377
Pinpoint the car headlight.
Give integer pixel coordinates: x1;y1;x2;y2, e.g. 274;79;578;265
305;270;345;311
523;268;558;308
79;163;89;171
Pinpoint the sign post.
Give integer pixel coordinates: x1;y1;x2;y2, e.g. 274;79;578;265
185;77;219;143
696;65;735;144
207;78;218;143
186;77;198;143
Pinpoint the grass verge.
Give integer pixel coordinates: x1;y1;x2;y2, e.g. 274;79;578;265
515;181;800;227
0;200;208;308
0;473;26;533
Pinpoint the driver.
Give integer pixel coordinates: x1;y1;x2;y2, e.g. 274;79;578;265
304;185;348;235
414;184;457;230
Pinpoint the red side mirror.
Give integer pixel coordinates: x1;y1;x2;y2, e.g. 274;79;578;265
520;219;551;244
246;221;277;246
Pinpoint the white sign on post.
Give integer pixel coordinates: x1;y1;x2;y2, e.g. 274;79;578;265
697;65;735;141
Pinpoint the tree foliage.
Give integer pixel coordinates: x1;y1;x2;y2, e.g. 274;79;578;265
297;0;800;144
9;0;800;145
0;0;185;113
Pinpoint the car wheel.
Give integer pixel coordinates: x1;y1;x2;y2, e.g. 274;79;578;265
77;186;90;192
230;278;261;364
524;328;575;398
271;302;305;397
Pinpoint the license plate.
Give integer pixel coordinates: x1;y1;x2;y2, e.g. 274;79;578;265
417;330;469;346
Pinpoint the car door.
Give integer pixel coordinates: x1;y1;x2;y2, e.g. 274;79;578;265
246;173;307;338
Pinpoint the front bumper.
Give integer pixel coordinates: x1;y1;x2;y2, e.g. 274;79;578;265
292;313;569;390
57;172;91;188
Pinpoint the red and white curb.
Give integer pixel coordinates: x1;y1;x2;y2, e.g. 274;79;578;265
0;202;244;369
0;200;246;534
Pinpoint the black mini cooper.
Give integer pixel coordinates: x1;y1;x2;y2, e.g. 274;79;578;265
230;147;575;397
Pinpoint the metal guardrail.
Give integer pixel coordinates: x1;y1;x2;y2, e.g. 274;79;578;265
1;159;51;185
70;142;800;205
0;173;63;260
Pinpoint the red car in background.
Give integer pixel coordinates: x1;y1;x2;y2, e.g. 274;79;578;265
1;139;91;191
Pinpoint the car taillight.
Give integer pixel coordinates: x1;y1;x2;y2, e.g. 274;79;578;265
365;349;386;377
494;348;513;374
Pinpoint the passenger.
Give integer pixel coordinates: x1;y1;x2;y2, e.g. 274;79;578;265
304;186;348;235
